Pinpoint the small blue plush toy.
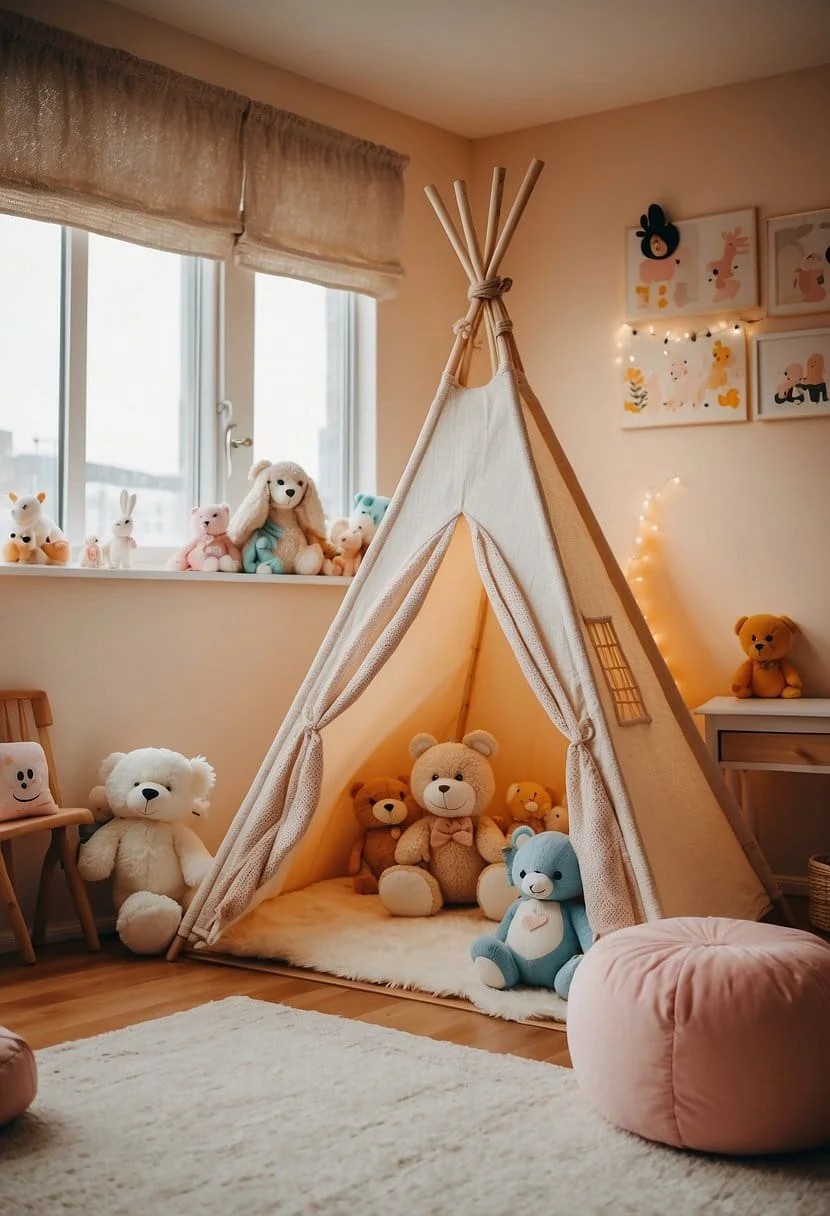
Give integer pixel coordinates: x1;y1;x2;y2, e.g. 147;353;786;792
470;827;593;999
352;493;391;537
242;520;284;575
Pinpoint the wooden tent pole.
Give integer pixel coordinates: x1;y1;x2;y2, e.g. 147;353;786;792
483;167;506;265
454;179;500;373
485;158;544;277
455;588;490;741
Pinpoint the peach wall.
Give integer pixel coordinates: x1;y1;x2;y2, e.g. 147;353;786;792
474;66;830;885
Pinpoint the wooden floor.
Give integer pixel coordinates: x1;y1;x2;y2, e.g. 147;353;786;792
0;937;572;1066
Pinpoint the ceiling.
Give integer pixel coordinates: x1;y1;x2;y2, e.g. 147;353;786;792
113;0;830;138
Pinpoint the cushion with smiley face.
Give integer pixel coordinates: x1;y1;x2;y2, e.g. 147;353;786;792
0;742;59;821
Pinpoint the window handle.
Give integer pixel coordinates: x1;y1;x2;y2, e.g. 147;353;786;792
218;399;253;479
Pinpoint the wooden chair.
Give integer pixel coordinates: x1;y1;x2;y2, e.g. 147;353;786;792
0;690;100;964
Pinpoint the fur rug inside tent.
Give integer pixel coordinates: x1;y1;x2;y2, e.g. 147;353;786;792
210;877;568;1023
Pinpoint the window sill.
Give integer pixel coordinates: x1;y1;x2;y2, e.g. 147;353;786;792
0;564;351;587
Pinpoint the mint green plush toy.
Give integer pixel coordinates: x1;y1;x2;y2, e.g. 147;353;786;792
242;520;284;575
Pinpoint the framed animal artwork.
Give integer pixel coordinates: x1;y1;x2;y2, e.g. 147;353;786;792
625;206;758;320
620;325;748;429
753;328;830;420
767;209;830;316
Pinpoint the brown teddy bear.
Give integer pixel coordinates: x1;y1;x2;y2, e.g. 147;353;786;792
731;614;802;699
348;777;420;895
378;731;504;918
493;781;569;837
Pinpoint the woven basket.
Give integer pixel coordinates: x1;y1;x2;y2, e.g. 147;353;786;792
808;854;830;932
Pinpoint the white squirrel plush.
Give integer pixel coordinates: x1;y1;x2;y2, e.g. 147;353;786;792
77;747;215;955
105;489;137;570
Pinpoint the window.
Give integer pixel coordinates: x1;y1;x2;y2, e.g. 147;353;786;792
0;215;62;513
584;616;651;726
0;214;369;566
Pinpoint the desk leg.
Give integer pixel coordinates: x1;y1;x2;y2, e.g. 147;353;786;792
725;768;757;836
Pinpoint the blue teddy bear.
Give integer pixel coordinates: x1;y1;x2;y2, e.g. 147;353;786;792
242;520;284;575
470;827;593;999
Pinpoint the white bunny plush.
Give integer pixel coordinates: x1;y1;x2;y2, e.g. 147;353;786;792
106;489;137;570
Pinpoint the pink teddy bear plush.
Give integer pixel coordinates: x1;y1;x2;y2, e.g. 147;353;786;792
169;504;242;573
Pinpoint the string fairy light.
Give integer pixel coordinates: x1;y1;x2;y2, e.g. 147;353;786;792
624;474;685;693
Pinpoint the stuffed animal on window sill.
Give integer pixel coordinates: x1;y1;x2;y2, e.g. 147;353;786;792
323;517;367;577
352;493;391;539
349;776;421;894
169;504;242;573
3;490;69;565
104;489;137;570
731;613;802;699
377;730;505;918
77;747;215;954
241;520;285;575
78;536;106;568
471;827;594;999
3;531;48;564
492;781;568;838
228;460;333;575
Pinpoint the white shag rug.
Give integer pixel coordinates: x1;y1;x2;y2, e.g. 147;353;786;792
2;998;828;1216
213;876;568;1022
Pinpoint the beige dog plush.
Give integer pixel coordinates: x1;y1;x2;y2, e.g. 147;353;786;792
227;460;330;575
378;731;504;918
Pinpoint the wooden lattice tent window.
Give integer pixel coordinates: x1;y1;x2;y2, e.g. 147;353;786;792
584;618;651;726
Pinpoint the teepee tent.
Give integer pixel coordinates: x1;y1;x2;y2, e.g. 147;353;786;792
170;161;780;961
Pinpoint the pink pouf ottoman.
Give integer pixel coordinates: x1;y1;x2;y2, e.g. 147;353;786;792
567;918;830;1155
0;1026;37;1126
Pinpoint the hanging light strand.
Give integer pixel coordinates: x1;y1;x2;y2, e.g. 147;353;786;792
624;475;684;691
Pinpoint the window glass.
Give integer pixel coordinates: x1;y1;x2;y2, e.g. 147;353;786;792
254;275;344;519
0;214;62;516
85;234;193;547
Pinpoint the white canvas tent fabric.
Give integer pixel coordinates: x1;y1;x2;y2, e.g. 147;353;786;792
173;162;779;957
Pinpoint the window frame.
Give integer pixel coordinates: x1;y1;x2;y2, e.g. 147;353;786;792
5;219;374;570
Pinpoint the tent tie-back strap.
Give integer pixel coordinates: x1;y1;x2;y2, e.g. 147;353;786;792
576;716;596;744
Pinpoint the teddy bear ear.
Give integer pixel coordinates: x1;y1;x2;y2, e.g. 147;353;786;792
779;615;797;633
397;776;410;789
409;733;438;759
734;616;748;636
462;730;498;759
350;781;365;799
99;752;126;781
506;782;520;802
511;825;535;847
189;756;216;806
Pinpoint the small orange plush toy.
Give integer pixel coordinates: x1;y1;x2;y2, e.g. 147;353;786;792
493;781;569;836
731;614;802;699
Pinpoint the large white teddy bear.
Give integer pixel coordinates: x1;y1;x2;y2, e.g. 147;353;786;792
78;748;215;955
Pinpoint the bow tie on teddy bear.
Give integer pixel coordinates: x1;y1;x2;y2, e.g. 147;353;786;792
430;816;474;848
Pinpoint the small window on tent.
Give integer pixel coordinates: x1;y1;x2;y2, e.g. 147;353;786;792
584;617;651;726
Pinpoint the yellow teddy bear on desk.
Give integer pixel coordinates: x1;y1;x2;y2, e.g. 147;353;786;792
731;614;802;699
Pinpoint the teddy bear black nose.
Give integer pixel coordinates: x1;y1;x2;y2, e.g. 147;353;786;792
755;642;765;651
142;788;159;800
383;802;394;811
438;783;450;793
285;487;295;497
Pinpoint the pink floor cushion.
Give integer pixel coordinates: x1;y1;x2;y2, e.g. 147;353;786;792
567;917;830;1156
0;1026;37;1126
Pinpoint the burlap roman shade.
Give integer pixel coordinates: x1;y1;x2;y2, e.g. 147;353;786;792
236;103;408;298
0;9;407;296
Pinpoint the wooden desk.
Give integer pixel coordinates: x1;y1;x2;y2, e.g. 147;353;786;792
695;696;830;895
